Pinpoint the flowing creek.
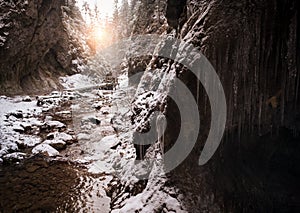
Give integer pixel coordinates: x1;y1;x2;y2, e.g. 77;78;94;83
0;75;135;212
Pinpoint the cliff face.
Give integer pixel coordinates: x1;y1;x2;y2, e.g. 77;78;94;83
0;0;88;94
132;0;300;211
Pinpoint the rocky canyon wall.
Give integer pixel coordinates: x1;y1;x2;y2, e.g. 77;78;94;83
0;0;88;94
131;0;300;211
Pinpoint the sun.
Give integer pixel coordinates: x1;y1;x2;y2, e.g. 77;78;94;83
94;27;105;41
89;24;113;49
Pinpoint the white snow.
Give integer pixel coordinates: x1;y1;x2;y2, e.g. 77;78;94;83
112;164;187;213
44;120;66;129
18;135;41;147
43;139;66;150
60;74;99;90
12;125;24;133
3;152;26;161
0;96;42;158
32;144;59;157
77;133;91;141
100;135;120;148
47;131;74;142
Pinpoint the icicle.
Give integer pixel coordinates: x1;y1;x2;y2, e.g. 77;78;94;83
196;78;200;105
295;70;300;107
281;89;285;125
238;113;242;142
156;113;166;159
258;94;262;135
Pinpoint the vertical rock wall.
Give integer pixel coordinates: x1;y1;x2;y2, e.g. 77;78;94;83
132;0;300;211
0;0;88;94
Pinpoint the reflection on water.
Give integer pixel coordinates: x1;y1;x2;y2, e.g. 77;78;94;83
0;158;110;212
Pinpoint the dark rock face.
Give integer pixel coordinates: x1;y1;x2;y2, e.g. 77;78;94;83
129;0;169;35
0;0;87;94
132;0;300;211
171;0;300;212
165;0;187;29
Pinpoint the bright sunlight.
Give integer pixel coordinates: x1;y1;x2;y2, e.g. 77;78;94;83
76;0;117;50
94;26;105;41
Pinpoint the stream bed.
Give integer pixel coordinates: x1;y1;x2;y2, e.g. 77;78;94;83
0;74;133;212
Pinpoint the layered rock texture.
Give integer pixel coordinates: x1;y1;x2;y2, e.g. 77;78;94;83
0;0;88;94
131;0;300;211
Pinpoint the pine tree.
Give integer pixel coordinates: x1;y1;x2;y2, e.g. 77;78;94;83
120;0;129;23
94;3;100;22
113;0;119;24
82;1;90;21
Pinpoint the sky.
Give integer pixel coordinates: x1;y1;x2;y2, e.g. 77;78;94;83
76;0;115;20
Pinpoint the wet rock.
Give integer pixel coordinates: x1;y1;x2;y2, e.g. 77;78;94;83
32;144;59;157
89;117;101;125
43;139;66;150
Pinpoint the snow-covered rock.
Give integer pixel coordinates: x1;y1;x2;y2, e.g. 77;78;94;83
32;144;59;157
55;110;72;119
8;111;23;119
101;107;110;115
100;126;116;135
3;141;18;153
12;125;25;133
42;120;66;130
77;133;91;141
17;135;41;148
22;96;32;102
101;135;120;149
43;139;66;150
46;132;75;144
92;102;103;110
45;116;53;121
20;122;33;132
3;152;26;161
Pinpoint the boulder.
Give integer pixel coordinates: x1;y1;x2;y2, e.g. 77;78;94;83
32;144;59;157
43;139;66;150
3;152;26;162
46;132;76;145
22;96;32;102
12;125;24;133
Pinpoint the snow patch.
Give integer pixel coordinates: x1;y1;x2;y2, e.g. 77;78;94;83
32;144;59;157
